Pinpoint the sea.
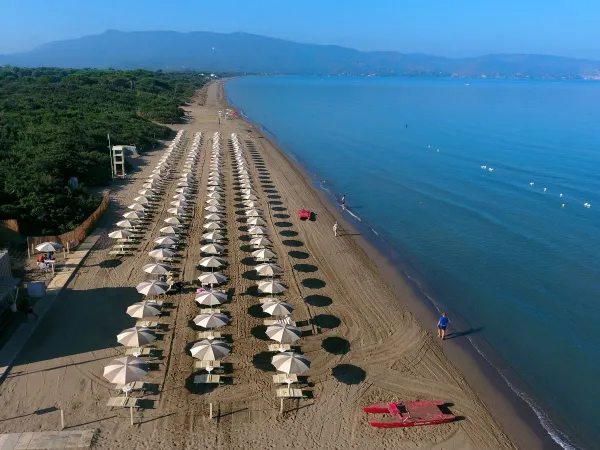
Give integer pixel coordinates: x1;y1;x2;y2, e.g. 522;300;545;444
225;76;600;449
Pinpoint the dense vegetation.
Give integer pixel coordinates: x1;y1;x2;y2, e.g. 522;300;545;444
0;67;206;235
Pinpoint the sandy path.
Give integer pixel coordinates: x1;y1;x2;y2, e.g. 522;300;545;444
0;82;518;449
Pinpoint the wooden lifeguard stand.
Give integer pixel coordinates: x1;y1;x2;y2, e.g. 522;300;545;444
111;145;138;178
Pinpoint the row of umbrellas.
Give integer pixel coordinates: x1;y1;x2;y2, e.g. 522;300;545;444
230;132;310;383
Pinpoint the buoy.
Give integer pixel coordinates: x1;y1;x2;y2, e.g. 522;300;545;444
559;193;563;198
561;204;566;208
543;188;547;192
530;182;534;186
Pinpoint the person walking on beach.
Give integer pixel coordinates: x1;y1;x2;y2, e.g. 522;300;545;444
333;221;339;237
437;312;449;340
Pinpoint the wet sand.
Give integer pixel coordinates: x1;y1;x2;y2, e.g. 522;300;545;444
0;80;546;449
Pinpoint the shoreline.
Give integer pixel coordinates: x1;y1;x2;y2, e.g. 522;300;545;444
221;80;561;449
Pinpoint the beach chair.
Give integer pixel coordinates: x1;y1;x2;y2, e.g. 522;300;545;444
200;308;222;314
106;396;139;409
115;381;149;394
125;347;155;357
272;374;298;384
198;331;222;340
136;320;159;328
193;374;223;384
194;360;221;371
268;343;291;352
276;388;306;398
264;318;296;326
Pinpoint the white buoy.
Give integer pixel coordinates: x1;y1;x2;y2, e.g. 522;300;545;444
561;204;566;208
481;165;487;169
530;182;534;186
436;149;440;152
543;188;547;192
488;168;494;172
559;193;563;198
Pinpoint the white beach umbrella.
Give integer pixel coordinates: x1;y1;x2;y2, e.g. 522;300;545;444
203;222;225;230
123;211;145;220
207;180;221;186
154;236;179;246
35;242;63;252
200;243;225;254
167;207;186;216
250;236;272;247
175;187;190;194
142;262;173;275
116;327;156;347
190;340;230;361
147;173;162;179
134;196;152;205
137;189;156;197
247;217;267;226
240;183;253;189
171;200;188;208
128;203;146;211
253;248;277;259
164;217;183;225
265;324;302;344
271;352;310;377
207;186;224;192
116;220;138;229
198;272;228;285
126;301;161;318
242;189;259;195
248;226;268;235
195;290;228;306
207;192;223;199
206;199;221;206
203;231;224;241
181;168;193;174
204;213;225;221
108;229;133;239
148;248;175;260
193;312;230;329
256;263;282;277
262;300;294;317
245;209;263;217
205;205;224;213
177;182;190;188
209;171;221;177
142;183;156;189
258;280;287;294
103;356;148;385
160;226;180;235
244;201;262;209
199;256;225;268
136;280;169;296
172;194;188;201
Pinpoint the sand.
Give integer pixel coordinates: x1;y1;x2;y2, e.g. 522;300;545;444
0;81;537;449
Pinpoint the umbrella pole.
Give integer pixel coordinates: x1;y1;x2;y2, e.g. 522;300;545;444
280;398;284;415
130;406;134;426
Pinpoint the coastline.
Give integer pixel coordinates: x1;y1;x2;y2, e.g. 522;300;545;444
221;79;561;449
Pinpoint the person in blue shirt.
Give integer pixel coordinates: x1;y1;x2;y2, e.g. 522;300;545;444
437;312;449;340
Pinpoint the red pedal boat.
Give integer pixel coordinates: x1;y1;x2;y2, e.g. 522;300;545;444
363;401;455;428
297;209;311;220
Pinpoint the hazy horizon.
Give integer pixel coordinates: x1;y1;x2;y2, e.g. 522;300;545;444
1;0;598;60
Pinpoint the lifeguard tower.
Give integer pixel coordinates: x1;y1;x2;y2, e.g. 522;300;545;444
111;145;138;178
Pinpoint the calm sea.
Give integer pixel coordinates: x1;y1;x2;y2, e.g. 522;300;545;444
225;76;600;449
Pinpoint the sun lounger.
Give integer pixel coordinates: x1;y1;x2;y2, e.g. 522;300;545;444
276;388;306;398
125;347;155;357
112;244;137;250
193;374;222;384
198;331;222;340
108;250;134;256
195;360;222;370
106;396;139;408
272;374;298;384
264;318;296;326
200;308;222;314
136;320;159;328
115;381;149;393
268;343;291;352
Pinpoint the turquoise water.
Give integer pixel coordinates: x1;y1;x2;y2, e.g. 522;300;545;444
225;76;600;449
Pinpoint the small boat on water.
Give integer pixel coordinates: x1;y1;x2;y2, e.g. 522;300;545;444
363;400;455;428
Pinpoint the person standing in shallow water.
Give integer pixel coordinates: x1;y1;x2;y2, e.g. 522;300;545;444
437;312;449;340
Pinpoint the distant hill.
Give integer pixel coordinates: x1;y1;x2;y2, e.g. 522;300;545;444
1;30;600;79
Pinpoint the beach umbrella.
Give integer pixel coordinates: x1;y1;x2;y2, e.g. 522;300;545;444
258;280;286;294
116;327;156;347
199;256;225;268
134;196;152;205
103;356;148;385
128;203;146;211
205;205;224;213
247;217;267;226
177;182;190;188
172;194;188;201
266;324;301;344
193;312;230;329
203;231;224;242
190;340;230;361
240;183;253;189
203;222;224;230
175;187;191;194
206;199;221;206
148;248;175;260
142;183;156;189
253;248;276;260
137;189;156;197
272;352;310;386
204;213;225;221
35;242;63;252
123;211;145;220
181;168;193;174
244;201;263;210
136;280;169;296
256;263;282;277
209;171;221;177
262;300;294;317
243;194;259;201
160;226;180;235
207;186;224;192
195;290;228;306
164;217;183;225
245;209;263;217
147;173;162;179
207;180;220;186
171;200;188;208
207;192;223;199
198;272;228;285
250;236;272;247
154;236;179;246
201;243;225;255
126;301;161;318
242;189;259;195
142;262;173;275
108;229;133;239
116;220;138;229
167;207;186;216
248;226;268;235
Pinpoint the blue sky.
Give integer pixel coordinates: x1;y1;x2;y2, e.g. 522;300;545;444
1;0;598;59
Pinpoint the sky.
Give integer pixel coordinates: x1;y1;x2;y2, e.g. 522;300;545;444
1;0;598;60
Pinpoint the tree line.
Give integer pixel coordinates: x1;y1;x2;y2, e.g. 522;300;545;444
0;67;207;235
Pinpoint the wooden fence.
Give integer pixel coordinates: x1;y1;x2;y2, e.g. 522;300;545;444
27;191;110;253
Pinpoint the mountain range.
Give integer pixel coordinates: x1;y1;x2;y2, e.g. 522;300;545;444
1;30;599;79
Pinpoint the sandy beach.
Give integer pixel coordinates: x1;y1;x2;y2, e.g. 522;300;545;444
0;80;550;449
